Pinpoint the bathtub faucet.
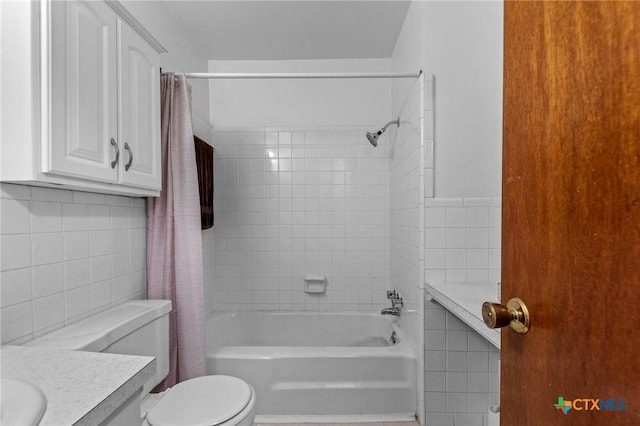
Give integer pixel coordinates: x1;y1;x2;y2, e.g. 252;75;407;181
382;290;404;316
381;306;402;316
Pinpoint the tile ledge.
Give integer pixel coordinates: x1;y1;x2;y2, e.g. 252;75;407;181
425;282;500;348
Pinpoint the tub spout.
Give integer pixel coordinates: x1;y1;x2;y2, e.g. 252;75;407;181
381;307;401;316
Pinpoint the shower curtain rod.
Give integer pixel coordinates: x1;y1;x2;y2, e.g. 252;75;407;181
162;70;422;79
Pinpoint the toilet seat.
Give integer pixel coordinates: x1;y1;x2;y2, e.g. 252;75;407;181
146;375;253;426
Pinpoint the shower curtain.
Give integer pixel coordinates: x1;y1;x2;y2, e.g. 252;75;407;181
147;74;207;388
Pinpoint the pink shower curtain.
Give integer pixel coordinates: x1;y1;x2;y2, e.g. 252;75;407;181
147;75;207;388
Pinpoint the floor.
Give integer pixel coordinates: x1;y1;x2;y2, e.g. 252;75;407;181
255;422;419;426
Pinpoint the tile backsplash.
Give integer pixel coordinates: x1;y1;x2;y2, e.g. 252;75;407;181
0;183;147;344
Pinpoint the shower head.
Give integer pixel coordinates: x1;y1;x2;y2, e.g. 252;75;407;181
366;131;379;147
367;118;400;147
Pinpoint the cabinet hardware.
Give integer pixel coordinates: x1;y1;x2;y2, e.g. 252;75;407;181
124;142;133;171
110;138;119;168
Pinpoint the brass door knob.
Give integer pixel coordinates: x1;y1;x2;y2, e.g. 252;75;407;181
482;297;530;334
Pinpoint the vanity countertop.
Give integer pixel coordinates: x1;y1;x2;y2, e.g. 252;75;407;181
1;345;155;425
426;282;501;348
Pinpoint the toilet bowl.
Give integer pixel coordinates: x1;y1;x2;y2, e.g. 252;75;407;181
26;300;256;426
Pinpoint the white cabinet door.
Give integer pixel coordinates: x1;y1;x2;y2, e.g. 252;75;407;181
47;0;119;183
118;21;161;191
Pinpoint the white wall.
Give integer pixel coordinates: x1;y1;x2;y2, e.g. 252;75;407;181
208;59;392;129
391;0;504;199
391;1;426;118
424;1;503;198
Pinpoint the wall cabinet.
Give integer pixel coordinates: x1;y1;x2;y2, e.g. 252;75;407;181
0;0;164;196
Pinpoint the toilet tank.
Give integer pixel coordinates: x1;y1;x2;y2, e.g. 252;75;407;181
26;300;172;394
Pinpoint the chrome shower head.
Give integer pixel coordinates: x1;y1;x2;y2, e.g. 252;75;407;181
367;118;400;147
366;131;379;147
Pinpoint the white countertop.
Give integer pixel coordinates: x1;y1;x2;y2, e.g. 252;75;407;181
425;282;501;348
1;345;155;425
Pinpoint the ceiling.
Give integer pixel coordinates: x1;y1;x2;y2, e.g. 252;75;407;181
161;1;411;60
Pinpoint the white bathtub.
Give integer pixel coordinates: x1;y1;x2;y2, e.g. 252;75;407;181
206;312;416;422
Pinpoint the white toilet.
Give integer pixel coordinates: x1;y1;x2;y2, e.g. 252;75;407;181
26;300;256;426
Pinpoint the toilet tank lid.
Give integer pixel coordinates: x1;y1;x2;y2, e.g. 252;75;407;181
26;300;172;352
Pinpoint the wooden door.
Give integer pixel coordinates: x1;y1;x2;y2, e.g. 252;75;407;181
47;0;118;183
118;20;161;190
502;2;640;425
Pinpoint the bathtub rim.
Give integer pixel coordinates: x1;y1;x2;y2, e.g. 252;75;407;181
205;310;415;355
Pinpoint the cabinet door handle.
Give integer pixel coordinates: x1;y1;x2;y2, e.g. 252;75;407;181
124;142;133;171
110;138;119;168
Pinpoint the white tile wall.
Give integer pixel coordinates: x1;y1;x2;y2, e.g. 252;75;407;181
424;297;500;426
0;183;147;344
390;77;423;342
390;76;428;426
425;197;501;285
202;227;215;314
210;128;391;312
423;197;501;424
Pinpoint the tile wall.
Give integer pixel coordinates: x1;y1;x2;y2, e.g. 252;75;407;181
210;128;391;312
390;77;426;342
202;227;215;315
0;184;147;344
390;76;428;424
425;198;501;285
423;197;501;425
424;300;500;426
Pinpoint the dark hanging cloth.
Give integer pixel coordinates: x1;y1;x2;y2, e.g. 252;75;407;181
194;135;214;229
